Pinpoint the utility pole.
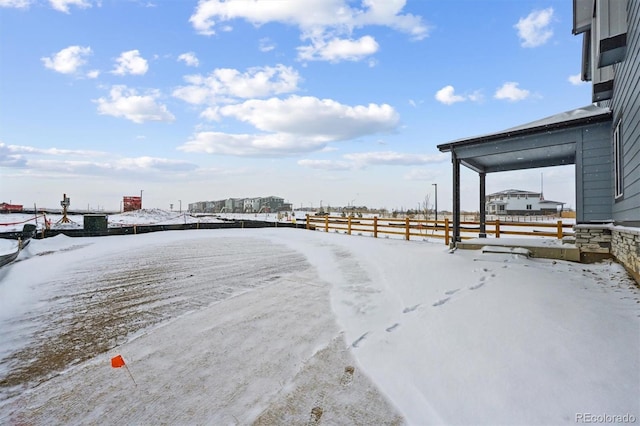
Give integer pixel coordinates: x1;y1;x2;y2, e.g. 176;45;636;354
432;183;438;222
140;190;144;210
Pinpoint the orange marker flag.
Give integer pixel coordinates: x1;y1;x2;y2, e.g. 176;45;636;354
111;354;137;386
111;355;125;368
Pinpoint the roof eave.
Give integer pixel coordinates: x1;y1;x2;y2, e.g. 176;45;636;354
437;109;612;153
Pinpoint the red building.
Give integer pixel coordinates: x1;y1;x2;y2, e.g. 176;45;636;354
0;203;24;212
123;196;142;212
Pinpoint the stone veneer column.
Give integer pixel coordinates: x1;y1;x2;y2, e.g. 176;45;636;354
575;224;640;284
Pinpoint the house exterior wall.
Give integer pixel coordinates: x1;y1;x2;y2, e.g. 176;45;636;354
574;0;639;283
575;122;613;223
609;0;640;225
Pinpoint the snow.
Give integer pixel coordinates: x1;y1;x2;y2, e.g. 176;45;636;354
0;240;18;256
0;226;638;425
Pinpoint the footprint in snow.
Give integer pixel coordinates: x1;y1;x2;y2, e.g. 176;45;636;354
445;288;460;295
351;332;368;348
403;304;420;313
340;366;355;387
432;297;450;307
385;323;400;332
469;282;485;290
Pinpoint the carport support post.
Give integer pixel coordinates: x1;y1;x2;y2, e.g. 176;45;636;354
479;172;487;238
452;151;461;246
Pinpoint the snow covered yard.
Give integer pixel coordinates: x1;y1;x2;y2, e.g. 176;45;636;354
0;228;638;425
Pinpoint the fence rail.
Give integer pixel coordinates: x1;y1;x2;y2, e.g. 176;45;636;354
305;215;573;244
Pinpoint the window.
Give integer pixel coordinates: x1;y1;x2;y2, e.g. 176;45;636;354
526;204;532;210
498;205;505;212
613;118;623;199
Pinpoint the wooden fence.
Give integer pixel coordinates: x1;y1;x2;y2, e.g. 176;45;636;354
305;215;574;245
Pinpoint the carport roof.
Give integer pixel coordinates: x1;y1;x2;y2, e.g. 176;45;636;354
437;105;612;173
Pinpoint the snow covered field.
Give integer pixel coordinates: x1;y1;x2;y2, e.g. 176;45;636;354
0;227;638;425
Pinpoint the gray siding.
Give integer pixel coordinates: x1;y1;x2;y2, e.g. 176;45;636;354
610;0;640;223
576;122;613;222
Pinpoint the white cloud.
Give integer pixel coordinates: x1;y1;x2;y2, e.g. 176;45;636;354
467;90;484;102
173;64;301;105
199;107;220;121
49;0;92;13
218;95;399;140
494;82;530;102
189;0;428;63
0;142;28;167
41;45;92;75
179;97;399;157
1;142;197;176
115;157;197;172
1;142;107;157
297;151;447;171
515;8;554;48
26;157;196;176
343;151;447;166
190;0;427;37
568;73;586;85
297;159;353;170
178;132;327;157
178;52;199;67
297;35;379;62
87;69;100;79
259;37;276;52
112;50;149;75
435;85;466;105
94;85;175;124
0;0;30;8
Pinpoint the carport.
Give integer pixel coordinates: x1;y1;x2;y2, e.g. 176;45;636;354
437;104;612;246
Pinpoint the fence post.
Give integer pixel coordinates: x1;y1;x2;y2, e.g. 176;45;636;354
347;216;352;235
405;217;410;241
325;215;329;232
306;214;310;230
557;220;563;239
134;225;137;235
444;218;449;246
495;219;500;238
373;216;378;238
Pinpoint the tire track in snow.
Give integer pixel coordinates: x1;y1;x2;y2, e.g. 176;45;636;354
0;237;306;401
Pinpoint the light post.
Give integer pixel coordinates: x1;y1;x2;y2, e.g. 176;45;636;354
179;200;182;213
432;183;438;222
140;189;144;210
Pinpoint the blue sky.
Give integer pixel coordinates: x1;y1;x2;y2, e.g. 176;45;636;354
0;0;591;212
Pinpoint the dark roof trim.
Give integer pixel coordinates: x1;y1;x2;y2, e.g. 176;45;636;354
437;107;612;153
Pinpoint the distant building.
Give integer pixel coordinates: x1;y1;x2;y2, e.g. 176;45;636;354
486;190;564;216
0;203;23;213
123;196;141;212
260;196;285;212
189;196;289;213
224;198;243;213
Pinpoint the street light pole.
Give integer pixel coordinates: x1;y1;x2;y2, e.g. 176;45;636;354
179;200;182;213
140;189;144;210
432;183;438;222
